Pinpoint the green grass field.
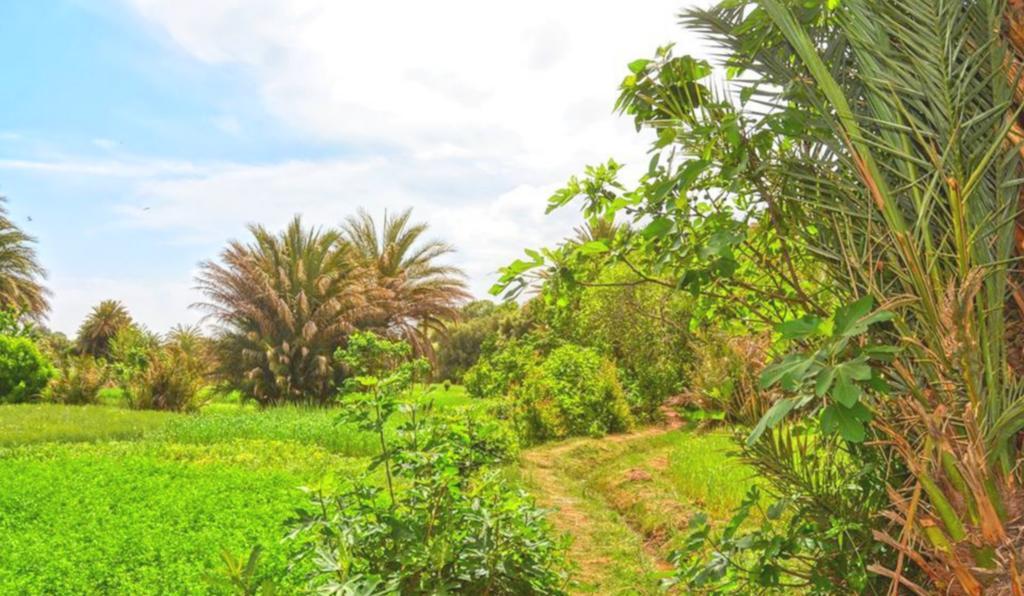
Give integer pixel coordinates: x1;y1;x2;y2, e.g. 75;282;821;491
0;386;751;595
0;384;481;595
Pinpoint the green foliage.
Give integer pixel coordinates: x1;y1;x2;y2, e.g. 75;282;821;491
122;342;207;412
463;336;539;399
0;404;175;446
336;331;430;505
686;333;773;426
196;217;366;407
43;354;109;405
0;446;309;594
670;428;890;594
513;344;633;442
753;298;894;445
435;300;510;382
76;300;133;359
291;411;568;595
557;265;693;420
0;334;54;403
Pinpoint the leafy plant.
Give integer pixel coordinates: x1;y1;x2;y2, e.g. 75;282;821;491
512;344;633;442
292;334;569;595
121;341;206;412
0;335;54;404
43;355;109;405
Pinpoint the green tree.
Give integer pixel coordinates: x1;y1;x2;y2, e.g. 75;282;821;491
498;0;1024;591
196;216;369;406
0;198;48;317
76;300;133;359
342;209;469;360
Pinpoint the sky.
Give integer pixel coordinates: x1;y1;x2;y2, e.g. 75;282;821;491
0;0;711;335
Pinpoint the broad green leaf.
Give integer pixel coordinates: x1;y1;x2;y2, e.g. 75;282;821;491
641;217;673;239
815;365;835;396
777;315;823;340
832;296;873;337
747;397;797;446
821;403;869;443
628;59;651;74
760;353;817;391
577;240;610;255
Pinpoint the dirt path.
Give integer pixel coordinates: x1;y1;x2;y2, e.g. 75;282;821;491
518;406;686;594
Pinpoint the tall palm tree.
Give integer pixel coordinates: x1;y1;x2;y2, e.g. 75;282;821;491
0;198;48;317
195;216;371;406
341;209;470;359
681;0;1024;591
76;300;133;358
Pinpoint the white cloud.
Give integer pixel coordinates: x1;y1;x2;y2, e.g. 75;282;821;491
125;0;713;175
28;1;718;333
112;155;582;299
46;274;202;337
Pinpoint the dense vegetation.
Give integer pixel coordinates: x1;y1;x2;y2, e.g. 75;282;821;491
7;0;1024;593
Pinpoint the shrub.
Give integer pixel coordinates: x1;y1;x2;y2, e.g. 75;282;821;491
513;344;633;442
435;300;513;382
293;415;567;594
686;333;773;426
0;335;54;404
568;265;693;421
122;344;205;412
463;337;538;399
44;355;109;405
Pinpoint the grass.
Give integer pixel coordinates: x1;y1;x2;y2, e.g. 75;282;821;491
517;426;754;594
0;384;483;594
0;388;752;594
0;404;175;446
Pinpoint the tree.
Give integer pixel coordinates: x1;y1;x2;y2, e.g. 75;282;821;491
435;300;511;382
342;209;469;359
195;217;370;406
497;0;1024;591
0;198;48;317
76;300;133;359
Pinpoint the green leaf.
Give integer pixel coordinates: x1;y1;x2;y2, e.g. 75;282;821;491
628;59;651;74
777;315;823;340
815;365;835;397
826;357;872;406
821;403;869;443
747;397;797;446
641;217;673;239
760;353;815;390
832;296;873;337
831;373;860;407
577;240;610;255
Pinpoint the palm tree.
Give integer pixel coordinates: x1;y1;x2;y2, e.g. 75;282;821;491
76;300;133;358
342;209;469;359
0;198;48;317
681;0;1024;590
195;216;370;406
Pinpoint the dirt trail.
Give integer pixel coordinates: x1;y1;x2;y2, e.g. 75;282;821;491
519;404;685;593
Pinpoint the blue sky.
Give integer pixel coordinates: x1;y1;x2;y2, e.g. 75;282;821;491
0;0;705;335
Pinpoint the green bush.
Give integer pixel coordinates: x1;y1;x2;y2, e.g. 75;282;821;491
513;344;633;442
44;355;109;405
122;344;205;412
0;335;54;404
293;414;568;595
463;338;538;399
